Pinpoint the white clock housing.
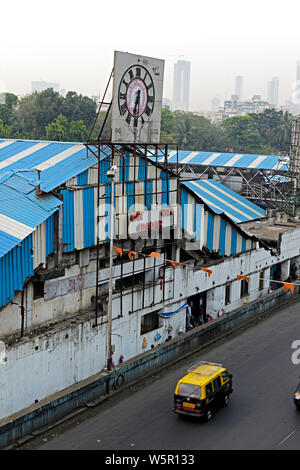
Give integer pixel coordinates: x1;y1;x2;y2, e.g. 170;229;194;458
111;51;164;144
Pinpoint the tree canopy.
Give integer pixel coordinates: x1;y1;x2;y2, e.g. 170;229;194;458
0;90;293;155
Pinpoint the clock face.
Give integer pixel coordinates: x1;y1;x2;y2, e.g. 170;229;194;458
118;65;155;129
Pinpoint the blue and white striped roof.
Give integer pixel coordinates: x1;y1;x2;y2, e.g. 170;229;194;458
157;150;290;171
0;139;98;193
182;179;266;223
0;171;61;258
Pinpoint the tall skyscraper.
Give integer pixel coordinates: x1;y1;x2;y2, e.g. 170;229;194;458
173;59;191;111
235;76;243;100
267;77;279;106
297;61;300;82
211;96;220;112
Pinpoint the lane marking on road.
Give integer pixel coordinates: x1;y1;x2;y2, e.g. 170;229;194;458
278;430;296;446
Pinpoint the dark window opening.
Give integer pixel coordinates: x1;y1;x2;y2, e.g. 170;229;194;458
213;376;221;390
141;311;160;335
259;271;264;291
115;272;145;291
240;279;248;298
33;281;45;299
225;284;231;305
206;382;213;397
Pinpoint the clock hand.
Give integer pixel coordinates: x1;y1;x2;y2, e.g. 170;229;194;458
133;90;141;116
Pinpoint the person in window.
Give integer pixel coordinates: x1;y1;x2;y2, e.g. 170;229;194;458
186;302;193;331
206;314;213;322
290;263;298;281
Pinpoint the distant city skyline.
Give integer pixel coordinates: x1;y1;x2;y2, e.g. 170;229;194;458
1;0;300;113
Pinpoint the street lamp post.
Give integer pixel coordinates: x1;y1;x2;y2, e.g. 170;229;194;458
106;165;117;371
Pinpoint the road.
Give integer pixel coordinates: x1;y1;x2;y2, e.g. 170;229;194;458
28;297;300;450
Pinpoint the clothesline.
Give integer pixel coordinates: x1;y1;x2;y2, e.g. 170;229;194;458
113;246;298;293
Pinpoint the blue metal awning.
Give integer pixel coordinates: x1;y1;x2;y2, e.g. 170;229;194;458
0;171;62;258
182;179;266;223
154;150;290;171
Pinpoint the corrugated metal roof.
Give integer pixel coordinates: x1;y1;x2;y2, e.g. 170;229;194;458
0;171;62;258
182;179;266;223
0;139;98;192
156;150;290;171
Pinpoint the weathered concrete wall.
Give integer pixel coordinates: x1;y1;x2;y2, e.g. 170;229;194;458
0;286;297;449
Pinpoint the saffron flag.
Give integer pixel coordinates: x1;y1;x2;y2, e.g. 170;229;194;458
167;260;182;268
128;251;137;260
237;275;249;283
202;268;213;277
114;247;123;256
283;282;295;294
149;252;160;258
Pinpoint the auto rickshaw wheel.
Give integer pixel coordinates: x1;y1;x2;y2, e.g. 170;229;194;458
222;394;230;406
204;408;212;421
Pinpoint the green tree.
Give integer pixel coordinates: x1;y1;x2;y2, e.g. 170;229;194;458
61;91;97;130
161;108;175;135
222;115;264;153
45;114;69;141
0;119;13;138
0;93;19;126
45;114;87;142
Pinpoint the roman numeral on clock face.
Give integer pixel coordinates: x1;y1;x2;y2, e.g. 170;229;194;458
136;67;141;77
128;69;134;80
120;102;128;116
126;113;131;125
144;105;151;117
134;117;138;128
148;95;154;103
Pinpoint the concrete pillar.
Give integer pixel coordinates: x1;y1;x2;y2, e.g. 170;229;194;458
281;260;290;281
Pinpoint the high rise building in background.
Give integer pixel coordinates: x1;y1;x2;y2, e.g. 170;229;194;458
296;61;300;82
235;75;243;100
173;59;191;111
32;81;59;93
267;77;279;106
211;96;220;112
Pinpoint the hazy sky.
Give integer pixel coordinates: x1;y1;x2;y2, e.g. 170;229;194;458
1;0;300;110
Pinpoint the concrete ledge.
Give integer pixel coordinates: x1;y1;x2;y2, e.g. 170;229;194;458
0;286;298;449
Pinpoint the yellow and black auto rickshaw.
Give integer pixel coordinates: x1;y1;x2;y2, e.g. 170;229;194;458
173;361;233;421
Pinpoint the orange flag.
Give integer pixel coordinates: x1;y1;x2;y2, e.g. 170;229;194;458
167;260;182;268
202;268;213;277
149;252;160;258
283;282;295;294
237;275;249;283
128;251;137;260
114;247;123;256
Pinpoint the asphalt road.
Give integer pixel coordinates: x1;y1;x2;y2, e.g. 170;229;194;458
30;297;300;450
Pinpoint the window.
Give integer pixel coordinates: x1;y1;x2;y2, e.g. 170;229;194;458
240;279;249;298
213;376;221;391
178;383;201;399
141;311;160;334
33;281;45;299
115;272;144;292
225;284;231;305
221;371;229;383
206;382;213;397
259;271;264;291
